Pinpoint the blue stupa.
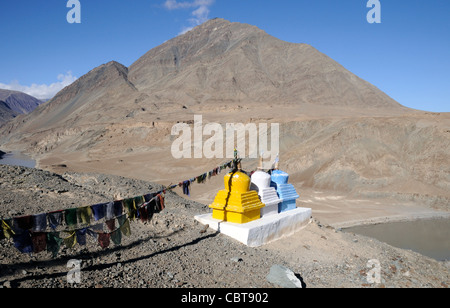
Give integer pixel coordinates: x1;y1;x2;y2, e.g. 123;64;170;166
270;169;299;213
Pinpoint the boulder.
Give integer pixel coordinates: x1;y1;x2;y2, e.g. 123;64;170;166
267;265;303;288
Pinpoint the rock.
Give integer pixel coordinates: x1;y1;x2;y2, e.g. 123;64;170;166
177;281;185;287
231;257;243;263
267;265;303;288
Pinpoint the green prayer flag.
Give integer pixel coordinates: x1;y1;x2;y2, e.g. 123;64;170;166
111;229;122;245
118;215;131;237
47;232;63;258
134;196;145;207
65;208;78;229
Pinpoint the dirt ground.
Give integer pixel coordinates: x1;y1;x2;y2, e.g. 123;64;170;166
0;165;448;289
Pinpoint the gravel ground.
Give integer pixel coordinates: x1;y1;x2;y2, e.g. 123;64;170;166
0;165;448;288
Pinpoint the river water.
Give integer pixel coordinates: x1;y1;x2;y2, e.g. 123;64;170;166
345;218;450;261
0;151;36;168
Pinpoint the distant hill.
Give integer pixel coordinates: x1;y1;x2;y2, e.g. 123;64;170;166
7;61;138;131
0;100;17;124
0;89;43;114
0;89;43;125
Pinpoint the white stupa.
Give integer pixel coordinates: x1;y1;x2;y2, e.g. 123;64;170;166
251;156;282;217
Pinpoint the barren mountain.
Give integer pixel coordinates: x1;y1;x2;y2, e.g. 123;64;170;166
0;100;16;124
128;19;408;115
1;18;409;134
4;62;136;131
0;89;44;125
0;18;448;221
0;89;42;115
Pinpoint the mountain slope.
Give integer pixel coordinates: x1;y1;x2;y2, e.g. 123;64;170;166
0;89;44;125
129;18;406;113
0;100;16;124
0;89;43;114
1;61;140;137
2;18;409;137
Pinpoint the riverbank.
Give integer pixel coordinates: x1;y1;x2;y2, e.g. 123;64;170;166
345;218;450;262
0;151;36;168
0;165;448;288
297;188;450;229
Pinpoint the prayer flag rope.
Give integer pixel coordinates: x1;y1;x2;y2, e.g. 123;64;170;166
0;160;234;257
1;193;164;257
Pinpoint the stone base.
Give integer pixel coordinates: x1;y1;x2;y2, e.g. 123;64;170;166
195;207;312;247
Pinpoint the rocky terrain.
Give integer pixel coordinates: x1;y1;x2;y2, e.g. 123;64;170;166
0;165;448;288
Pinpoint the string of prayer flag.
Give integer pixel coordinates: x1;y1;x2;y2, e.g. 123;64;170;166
0;192;164;257
0;159;234;257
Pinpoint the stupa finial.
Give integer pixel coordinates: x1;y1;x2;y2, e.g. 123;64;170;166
233;148;242;171
272;154;280;170
258;151;264;170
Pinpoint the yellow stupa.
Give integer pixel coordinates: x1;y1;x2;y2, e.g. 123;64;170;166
209;169;265;224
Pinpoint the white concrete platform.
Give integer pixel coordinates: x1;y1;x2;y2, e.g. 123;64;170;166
195;207;312;247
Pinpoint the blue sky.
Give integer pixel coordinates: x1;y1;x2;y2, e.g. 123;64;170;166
0;0;448;112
